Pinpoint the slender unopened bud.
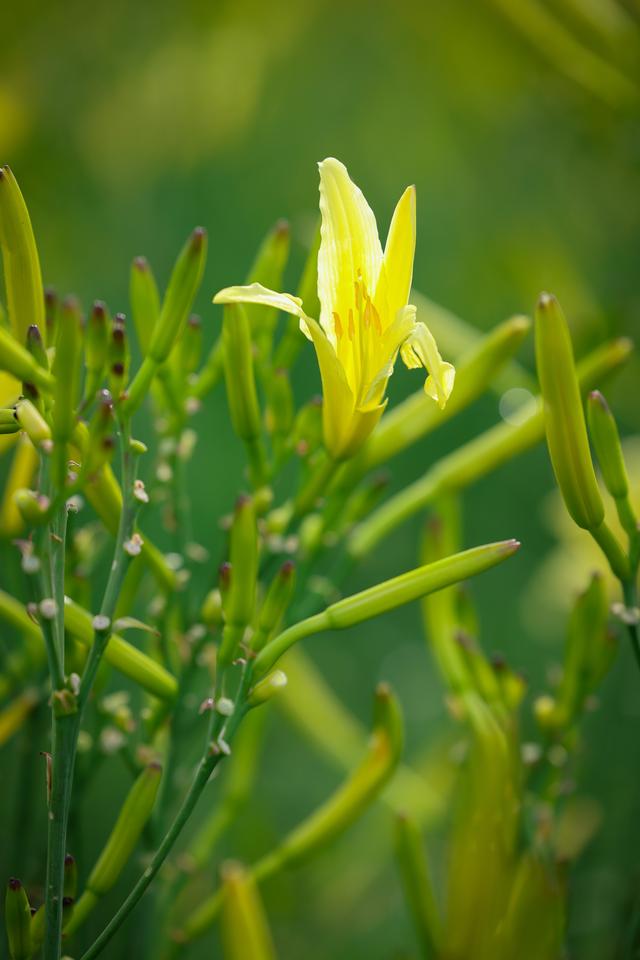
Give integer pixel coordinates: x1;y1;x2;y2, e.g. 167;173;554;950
227;496;258;624
44;287;58;341
0;325;53;392
0;166;45;344
222;303;262;443
201;587;223;626
0;408;19;434
394;814;441;959
108;313;129;398
25;324;48;370
83;301;110;402
63;853;77;899
266;368;294;458
14;398;51;448
22;324;48;407
254;540;520;677
535;293;604;530
587;391;629;500
87;762;162;895
149;227;207;364
220;861;276;960
85;390;115;475
179;314;203;375
247;669;288;707
130;256;160;354
251;561;296;652
245;219;290;362
5;878;31;960
290;395;323;458
327;540;520;630
13;488;49;525
52;296;83;444
219;496;258;665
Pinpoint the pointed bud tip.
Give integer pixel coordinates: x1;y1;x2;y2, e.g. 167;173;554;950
235;493;252;511
92;301;107;319
588;390;610;411
503;538;521;554
375;681;392;701
133;256;149;271
27;323;43;341
190;226;207;250
7;877;22;891
274;218;290;238
147;760;162;774
187;313;201;329
537;291;556;310
64;854;75;867
279;559;295;578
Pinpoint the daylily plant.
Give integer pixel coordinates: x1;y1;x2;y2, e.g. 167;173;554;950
214;158;455;460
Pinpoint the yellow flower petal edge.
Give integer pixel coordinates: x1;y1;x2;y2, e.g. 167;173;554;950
213;158;455;459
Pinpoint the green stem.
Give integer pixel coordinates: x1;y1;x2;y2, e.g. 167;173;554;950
79;667;252;960
43;422;140;959
622;580;640;675
43;711;80;960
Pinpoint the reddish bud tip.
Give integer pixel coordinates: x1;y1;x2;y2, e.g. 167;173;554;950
8;877;22;891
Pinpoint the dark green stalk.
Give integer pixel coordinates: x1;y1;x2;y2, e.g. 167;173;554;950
79;666;253;960
43;423;141;959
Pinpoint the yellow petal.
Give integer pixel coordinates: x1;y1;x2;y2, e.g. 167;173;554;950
213;282;313;340
304;314;356;458
400;319;455;410
317;158;383;342
379;185;416;327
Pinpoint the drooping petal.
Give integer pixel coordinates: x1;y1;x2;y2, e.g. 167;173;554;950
401;319;455;409
378;185;416;328
213;282;313;340
317;158;383;343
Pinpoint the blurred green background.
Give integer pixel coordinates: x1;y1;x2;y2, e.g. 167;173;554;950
1;1;640;957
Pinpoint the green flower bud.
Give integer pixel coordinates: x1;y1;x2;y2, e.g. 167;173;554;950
25;323;48;362
0;166;45;344
222;303;262;443
274;219;321;369
201;587;223;626
0;325;53;393
587;391;630;500
5;877;31;960
85;390;116;476
52;296;83;445
290;395;323;459
394;814;441;959
108;313;129;399
87;762;162;896
535;293;604;531
0;408;19;435
251;561;296;652
220;862;276;960
13;488;49;526
83;301;110;404
219;496;258;665
130;256;160;354
245;219;290;364
14;398;51;448
247;669;288;707
254;540;520;677
265;368;294;460
327;540;520;630
179;313;203;376
151;227;207;364
124;228;207;416
44;287;59;342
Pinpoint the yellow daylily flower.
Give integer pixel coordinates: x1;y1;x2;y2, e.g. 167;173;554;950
214;157;455;460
